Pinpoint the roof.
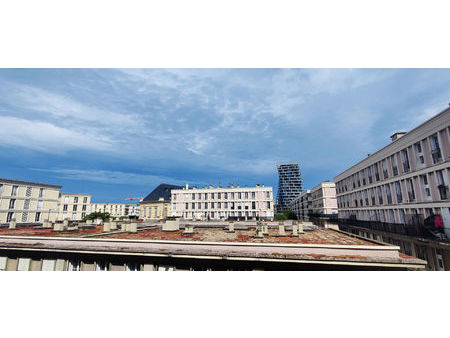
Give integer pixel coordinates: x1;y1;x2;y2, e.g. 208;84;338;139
0;224;427;268
142;183;182;202
0;178;62;189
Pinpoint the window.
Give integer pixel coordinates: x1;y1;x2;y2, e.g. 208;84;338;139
395;181;403;203
7;212;14;222
67;260;81;271
382;160;389;179
370;189;375;205
266;191;270;199
211;202;214;209
238;192;241;199
192;193;195;200
9;199;16;209
192;203;195;210
198;202;201;209
204;202;208;209
82;204;86;211
211;193;214;200
218;202;221;209
17;258;31;271
218;193;221;199
252;201;256;209
42;259;56;271
81;212;86;219
231;202;235;210
83;196;88;203
0;184;3;196
356;172;361;187
126;263;141;271
407;179;415;201
11;185;18;196
361;170;366;186
266;202;271;209
385;185;392;204
21;212;28;222
204;193;208;200
231;192;235;199
364;190;369;205
429;134;442;164
158;265;174;271
24;199;30;210
391;155;398;176
414;142;425;167
25;186;32;197
173;194;177;201
197;193;201;200
37;200;43;211
421;175;431;199
38;188;44;198
374;164;380;181
95;261;108;271
185;203;189;210
72;213;77;220
367;167;373;184
63;204;68;211
245;192;248;199
73;205;78;211
64;196;69;203
252;192;255;199
0;257;7;271
224;192;228;199
401;149;410;173
436;170;449;200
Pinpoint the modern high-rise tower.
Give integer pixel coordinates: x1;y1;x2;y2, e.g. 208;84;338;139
277;163;303;212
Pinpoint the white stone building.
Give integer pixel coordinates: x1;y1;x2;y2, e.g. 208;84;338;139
89;203;128;218
58;193;91;221
0;178;61;224
171;184;274;220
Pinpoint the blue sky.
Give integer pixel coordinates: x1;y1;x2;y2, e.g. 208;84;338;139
0;69;449;203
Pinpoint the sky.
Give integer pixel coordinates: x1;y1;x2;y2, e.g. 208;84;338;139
0;68;449;203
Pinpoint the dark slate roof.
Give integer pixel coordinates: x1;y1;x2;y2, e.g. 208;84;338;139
142;184;182;202
0;178;62;189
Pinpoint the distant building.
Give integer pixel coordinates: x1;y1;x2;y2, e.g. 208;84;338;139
290;190;312;220
310;181;338;217
140;183;181;220
171;184;274;220
57;193;91;221
0;178;61;224
277;163;303;213
89;203;128;218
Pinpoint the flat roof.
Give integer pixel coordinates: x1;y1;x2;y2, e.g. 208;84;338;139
0;178;62;189
0;224;426;268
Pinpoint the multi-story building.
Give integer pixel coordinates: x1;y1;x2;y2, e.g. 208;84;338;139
310;181;338;217
171;184;274;220
290;190;312;220
89;203;128;219
276;163;303;212
333;106;450;270
0;178;61;224
140;184;181;220
57;193;91;221
127;204;140;218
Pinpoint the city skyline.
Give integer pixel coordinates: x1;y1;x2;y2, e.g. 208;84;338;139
0;69;449;202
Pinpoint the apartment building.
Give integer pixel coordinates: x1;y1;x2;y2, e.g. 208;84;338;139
0;178;61;224
171;184;274;220
290;190;312;220
90;203;128;218
310;181;338;216
58;193;91;221
334;107;450;237
140;184;181;220
277;163;303;212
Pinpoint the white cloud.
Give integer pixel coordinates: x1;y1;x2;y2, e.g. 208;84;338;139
0;116;116;153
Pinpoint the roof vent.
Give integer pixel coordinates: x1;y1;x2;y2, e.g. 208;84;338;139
390;132;407;142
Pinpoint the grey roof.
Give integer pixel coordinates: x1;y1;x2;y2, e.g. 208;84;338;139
0;178;62;189
142;184;182;202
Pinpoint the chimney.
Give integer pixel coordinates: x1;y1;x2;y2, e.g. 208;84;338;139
390;132;407;142
185;183;189;189
8;218;17;230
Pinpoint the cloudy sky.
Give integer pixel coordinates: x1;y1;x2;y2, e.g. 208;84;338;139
0;68;449;202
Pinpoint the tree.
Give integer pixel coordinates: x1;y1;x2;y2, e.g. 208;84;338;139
82;212;111;222
275;208;297;220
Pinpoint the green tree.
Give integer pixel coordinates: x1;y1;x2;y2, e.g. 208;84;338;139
82;212;111;222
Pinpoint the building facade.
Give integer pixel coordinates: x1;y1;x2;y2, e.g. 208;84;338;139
0;178;61;224
276;163;303;212
89;203;128;219
57;193;91;221
310;181;338;217
171;184;274;220
290;190;312;220
140;184;181;220
334;107;450;237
